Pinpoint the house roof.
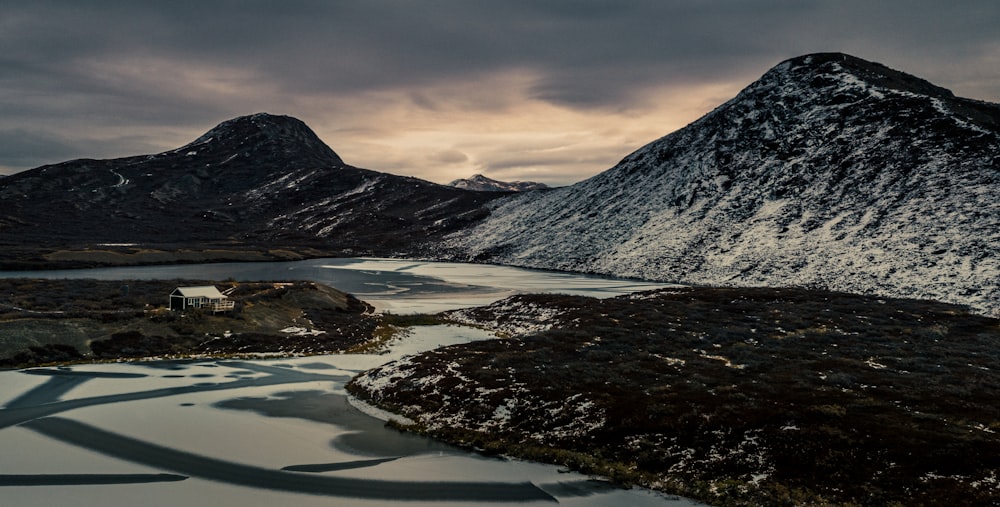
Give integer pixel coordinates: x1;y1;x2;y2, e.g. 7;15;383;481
171;286;226;299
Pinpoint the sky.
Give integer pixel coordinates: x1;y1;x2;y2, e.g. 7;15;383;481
2;1;998;186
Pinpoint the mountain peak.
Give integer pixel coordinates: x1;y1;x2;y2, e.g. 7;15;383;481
449;174;549;192
178;113;344;167
760;52;955;99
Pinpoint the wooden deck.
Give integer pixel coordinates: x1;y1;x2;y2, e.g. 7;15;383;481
206;300;235;313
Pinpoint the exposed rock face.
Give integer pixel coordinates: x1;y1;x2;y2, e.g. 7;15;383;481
0;113;503;255
443;53;1000;315
448;174;550;192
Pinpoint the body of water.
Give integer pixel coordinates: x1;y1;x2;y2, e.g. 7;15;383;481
0;259;700;506
0;257;672;313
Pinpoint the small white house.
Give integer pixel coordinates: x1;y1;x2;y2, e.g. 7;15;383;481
169;286;235;313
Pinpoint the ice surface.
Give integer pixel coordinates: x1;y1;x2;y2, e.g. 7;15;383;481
0;352;704;506
0;268;702;506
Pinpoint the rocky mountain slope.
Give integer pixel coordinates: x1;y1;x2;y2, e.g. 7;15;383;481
448;174;549;192
442;53;1000;315
0;113;503;260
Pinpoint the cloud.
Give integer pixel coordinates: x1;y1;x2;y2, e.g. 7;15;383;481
428;150;469;165
1;1;998;183
310;69;745;186
0;127;169;175
0;128;81;171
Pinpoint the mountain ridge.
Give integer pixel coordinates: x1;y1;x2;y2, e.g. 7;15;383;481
172;112;345;168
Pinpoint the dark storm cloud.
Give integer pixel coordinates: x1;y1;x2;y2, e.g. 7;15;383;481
0;127;176;170
2;0;999;179
9;0;995;104
0;128;82;168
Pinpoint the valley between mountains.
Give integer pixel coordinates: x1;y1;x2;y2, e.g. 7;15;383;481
2;52;1000;506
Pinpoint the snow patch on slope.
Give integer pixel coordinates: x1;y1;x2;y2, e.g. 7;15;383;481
444;296;571;337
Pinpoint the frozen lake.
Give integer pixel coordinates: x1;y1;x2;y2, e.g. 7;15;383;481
0;259;700;506
0;257;671;314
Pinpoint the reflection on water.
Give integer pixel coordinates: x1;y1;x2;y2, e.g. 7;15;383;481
215;390;457;458
24;416;554;502
0;333;704;505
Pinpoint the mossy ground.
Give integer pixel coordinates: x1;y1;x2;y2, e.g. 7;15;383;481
349;287;1000;506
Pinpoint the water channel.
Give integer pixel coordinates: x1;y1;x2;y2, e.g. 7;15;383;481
0;258;702;506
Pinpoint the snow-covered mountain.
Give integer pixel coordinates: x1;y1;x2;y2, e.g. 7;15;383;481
442;53;1000;315
448;174;549;192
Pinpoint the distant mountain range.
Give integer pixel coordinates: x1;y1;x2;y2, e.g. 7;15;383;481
442;53;1000;315
1;53;997;314
448;174;549;192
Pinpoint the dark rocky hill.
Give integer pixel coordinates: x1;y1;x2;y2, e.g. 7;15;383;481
0;113;503;262
442;53;1000;315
